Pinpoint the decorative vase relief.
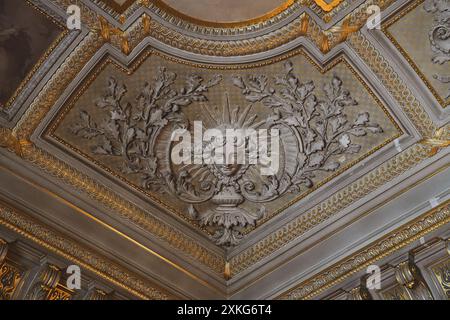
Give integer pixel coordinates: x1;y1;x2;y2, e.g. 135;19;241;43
60;58;391;247
424;0;450;99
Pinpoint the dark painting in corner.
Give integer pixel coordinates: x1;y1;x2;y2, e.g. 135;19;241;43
0;0;63;107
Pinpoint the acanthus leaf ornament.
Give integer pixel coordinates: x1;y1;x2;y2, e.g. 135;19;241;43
71;61;384;247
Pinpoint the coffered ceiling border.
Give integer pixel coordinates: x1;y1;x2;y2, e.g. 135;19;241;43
382;0;450;109
91;0;344;29
278;200;450;300
0;201;173;300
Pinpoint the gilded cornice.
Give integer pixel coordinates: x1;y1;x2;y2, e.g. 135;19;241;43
92;0;329;27
13;32;104;140
278;200;450;300
0;202;173;300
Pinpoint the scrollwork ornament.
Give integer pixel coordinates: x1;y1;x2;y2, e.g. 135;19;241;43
424;0;450;99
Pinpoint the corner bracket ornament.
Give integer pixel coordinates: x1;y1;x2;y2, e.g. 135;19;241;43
70;61;383;247
26;264;61;300
0;128;31;158
395;260;434;300
94;14;151;55
420;126;450;156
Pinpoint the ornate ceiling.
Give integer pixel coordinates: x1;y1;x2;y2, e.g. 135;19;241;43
0;0;449;300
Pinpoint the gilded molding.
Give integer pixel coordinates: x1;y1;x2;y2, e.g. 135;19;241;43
128;1;395;57
93;0;356;30
395;260;434;299
348;32;437;137
47;284;73;300
0;202;172;300
4;30;443;280
26;264;62;300
14;32;104;140
0;262;23;300
145;0;297;28
279;201;450;300
431;259;450;298
0;238;7;264
421;127;450;157
51;0;394;57
230;144;432;275
314;0;344;13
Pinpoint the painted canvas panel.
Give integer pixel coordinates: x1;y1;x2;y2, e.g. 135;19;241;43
0;0;63;107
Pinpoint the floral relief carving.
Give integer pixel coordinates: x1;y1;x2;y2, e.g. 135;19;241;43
70;61;383;247
424;0;450;99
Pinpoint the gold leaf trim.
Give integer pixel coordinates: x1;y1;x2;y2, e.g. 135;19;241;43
279;201;450;299
0;202;172;300
314;0;344;12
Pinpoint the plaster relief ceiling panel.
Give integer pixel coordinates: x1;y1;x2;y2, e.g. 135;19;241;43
0;0;448;300
48;51;401;247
